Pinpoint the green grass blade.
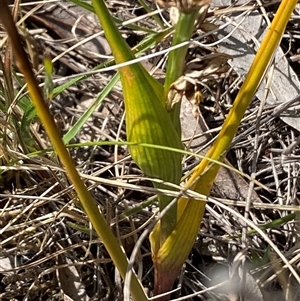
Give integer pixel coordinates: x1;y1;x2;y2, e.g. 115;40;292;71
63;72;120;144
230;213;296;238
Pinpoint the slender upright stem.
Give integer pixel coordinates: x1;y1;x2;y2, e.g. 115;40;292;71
164;10;199;134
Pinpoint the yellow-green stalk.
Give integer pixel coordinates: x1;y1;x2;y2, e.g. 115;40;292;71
150;0;298;298
0;2;148;300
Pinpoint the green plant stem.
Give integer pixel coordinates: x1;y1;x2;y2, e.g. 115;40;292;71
137;0;164;28
164;10;199;134
0;3;147;301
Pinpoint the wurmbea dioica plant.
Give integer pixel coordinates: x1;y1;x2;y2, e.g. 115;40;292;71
1;0;297;299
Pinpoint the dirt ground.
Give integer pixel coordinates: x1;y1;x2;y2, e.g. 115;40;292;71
1;1;300;300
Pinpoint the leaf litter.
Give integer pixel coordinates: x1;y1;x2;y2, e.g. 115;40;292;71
0;0;300;300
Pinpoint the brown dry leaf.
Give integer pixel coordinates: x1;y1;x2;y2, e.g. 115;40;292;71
184;53;231;77
22;1;111;63
0;256;13;274
58;256;90;301
167;52;231;112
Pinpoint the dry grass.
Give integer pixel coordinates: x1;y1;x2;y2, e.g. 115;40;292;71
0;0;300;300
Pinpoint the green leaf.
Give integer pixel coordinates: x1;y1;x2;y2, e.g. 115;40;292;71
56;30;172;144
92;0;183;241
